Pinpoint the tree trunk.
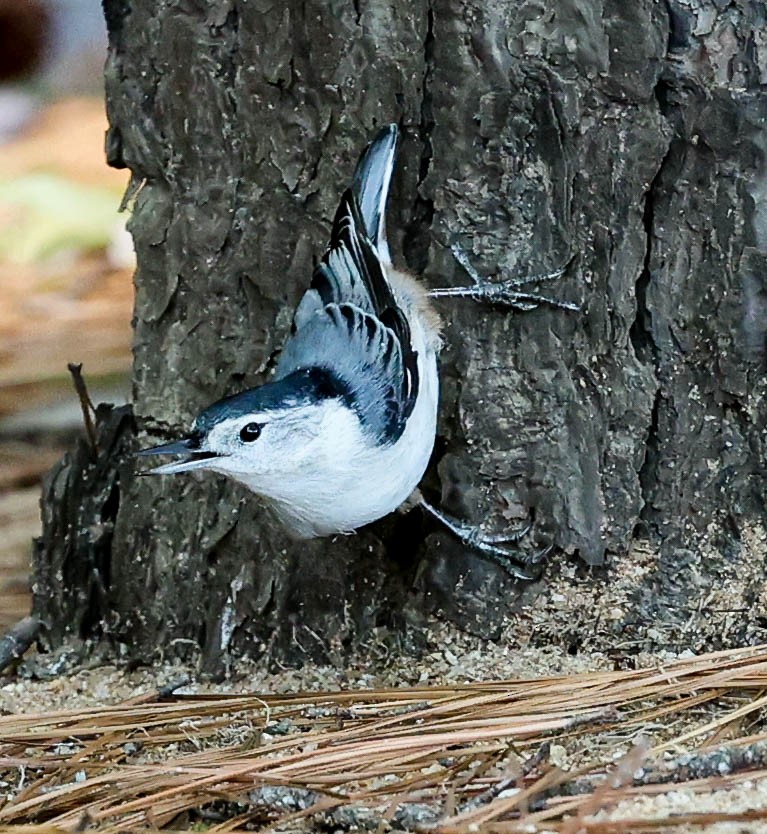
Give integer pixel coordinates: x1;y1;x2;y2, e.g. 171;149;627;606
33;0;767;672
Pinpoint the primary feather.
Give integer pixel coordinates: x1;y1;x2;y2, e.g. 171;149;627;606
351;124;398;263
277;128;419;444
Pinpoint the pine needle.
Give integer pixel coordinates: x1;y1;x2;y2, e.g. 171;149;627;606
2;645;767;831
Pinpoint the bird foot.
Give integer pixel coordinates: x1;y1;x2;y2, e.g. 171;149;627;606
420;499;552;581
428;243;579;312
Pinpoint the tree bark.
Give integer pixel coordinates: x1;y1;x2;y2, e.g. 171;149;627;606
33;0;767;670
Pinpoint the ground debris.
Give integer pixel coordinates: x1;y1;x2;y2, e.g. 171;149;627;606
1;644;767;832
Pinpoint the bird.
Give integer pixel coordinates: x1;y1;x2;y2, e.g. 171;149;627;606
138;124;576;578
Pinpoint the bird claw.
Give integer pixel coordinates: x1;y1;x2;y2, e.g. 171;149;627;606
420;500;552;581
428;243;579;312
467;535;553;581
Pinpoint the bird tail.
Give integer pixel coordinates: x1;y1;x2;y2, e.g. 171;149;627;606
352;123;398;265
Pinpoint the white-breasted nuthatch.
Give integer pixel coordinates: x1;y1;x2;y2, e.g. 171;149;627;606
138;125;576;578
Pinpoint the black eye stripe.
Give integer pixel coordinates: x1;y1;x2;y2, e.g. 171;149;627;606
239;422;262;442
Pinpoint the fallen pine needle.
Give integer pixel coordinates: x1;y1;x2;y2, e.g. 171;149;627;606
2;646;767;831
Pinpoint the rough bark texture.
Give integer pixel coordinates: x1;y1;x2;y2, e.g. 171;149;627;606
33;0;767;670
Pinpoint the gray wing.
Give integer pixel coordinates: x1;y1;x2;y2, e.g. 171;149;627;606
278;299;410;442
352;123;397;263
276;129;418;444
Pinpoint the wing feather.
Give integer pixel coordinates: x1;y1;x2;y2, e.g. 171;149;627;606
277;127;419;443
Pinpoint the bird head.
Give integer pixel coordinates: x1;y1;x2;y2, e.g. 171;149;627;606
137;368;361;491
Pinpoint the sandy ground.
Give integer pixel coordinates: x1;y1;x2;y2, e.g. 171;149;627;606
0;621;615;714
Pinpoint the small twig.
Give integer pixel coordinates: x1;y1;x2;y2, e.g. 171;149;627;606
560;739;650;834
122;675;193;706
634;740;767;786
530;740;767;816
68;363;98;454
157;676;192;699
456;742;551;815
0;616;41;675
248;786;440;831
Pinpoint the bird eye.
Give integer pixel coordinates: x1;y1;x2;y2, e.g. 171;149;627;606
239;422;262;442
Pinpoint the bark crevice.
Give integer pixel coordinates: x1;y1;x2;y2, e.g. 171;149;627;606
630;81;677;524
402;3;435;275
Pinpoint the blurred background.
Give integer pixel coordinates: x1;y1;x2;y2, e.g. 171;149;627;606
0;0;132;629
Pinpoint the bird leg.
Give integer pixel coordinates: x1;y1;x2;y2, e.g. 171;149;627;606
428;243;579;312
419;499;552;580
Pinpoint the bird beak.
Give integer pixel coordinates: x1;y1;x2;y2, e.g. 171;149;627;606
136;437;224;475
